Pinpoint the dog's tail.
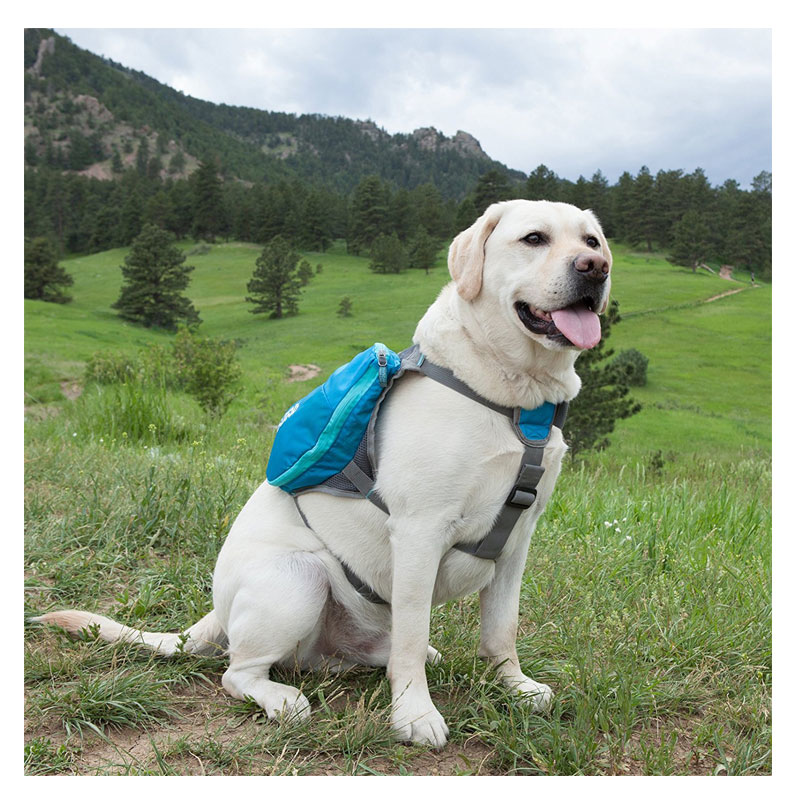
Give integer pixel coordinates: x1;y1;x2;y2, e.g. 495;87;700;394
29;609;227;657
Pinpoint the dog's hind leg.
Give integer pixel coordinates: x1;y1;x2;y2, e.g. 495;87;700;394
219;551;330;722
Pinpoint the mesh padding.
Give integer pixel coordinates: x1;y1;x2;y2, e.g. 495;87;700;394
352;433;374;479
319;431;373;493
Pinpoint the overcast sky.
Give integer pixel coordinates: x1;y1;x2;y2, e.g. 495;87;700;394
53;27;771;188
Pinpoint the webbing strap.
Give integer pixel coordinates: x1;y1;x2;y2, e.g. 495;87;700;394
409;347;513;419
293;495;389;605
452;455;547;559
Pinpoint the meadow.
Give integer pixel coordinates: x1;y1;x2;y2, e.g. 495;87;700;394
23;239;771;775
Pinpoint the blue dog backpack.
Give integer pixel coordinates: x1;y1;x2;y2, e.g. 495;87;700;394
266;343;404;495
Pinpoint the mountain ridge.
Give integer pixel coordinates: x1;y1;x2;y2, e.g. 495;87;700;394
24;29;524;198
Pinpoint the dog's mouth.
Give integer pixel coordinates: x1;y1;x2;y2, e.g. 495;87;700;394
514;298;602;350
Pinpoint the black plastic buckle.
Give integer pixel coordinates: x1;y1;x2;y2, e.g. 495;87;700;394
506;487;537;508
506;463;545;508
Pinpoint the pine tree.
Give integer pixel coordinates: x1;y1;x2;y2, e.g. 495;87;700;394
525;165;561;202
630;166;658;251
652;169;685;250
135;136;150;176
407;226;440;274
192;159;225;242
563;300;641;456
369;233;408;274
245;235;305;318
473;169;512;213
119;187;144;245
669;210;711;269
348;175;390;254
111;147;124;174
586;170;613;234
111;224;200;329
301;190;333;251
390;188;416;242
455;197;478;233
410;183;449;238
24;237;73;303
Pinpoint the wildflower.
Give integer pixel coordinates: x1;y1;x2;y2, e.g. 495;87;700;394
72;432;77;437
604;521;612;527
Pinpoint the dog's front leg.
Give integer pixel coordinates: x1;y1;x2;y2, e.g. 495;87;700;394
386;518;449;748
478;530;553;712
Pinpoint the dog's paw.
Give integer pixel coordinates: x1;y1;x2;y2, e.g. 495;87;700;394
392;696;449;748
249;686;311;723
426;645;443;665
512;677;553;713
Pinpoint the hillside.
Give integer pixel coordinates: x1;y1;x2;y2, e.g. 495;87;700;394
24;28;522;197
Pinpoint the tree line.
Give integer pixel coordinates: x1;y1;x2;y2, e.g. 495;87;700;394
25;156;772;280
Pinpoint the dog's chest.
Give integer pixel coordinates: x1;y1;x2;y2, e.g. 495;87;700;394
297;375;567;606
376;380;567;558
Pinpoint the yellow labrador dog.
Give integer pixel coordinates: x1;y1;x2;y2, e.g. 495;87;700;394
34;200;612;748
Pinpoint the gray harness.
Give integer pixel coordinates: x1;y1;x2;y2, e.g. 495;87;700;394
294;345;568;605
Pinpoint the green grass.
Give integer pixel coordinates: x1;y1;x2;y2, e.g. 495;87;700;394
25;239;770;460
24;238;771;775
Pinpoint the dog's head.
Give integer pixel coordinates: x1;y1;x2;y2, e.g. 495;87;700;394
448;199;612;351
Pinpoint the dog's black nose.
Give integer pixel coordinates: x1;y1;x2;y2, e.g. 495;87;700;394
572;252;609;283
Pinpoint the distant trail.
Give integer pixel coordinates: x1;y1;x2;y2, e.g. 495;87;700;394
620;285;754;321
704;288;748;303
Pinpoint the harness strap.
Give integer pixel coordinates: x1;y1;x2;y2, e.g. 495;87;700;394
293;496;389;605
410;347;514;419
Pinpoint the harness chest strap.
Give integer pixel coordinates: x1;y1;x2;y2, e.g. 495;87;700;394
409;346;568;561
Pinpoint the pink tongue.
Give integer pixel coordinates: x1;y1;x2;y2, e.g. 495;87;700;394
551;305;602;349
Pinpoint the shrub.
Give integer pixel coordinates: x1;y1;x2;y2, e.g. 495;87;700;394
84;352;137;385
337;296;353;317
612;348;649;386
173;327;241;417
84;329;241;419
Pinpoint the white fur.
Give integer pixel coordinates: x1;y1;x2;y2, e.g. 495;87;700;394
33;200;612;748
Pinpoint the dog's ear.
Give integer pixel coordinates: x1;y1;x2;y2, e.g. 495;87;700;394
448;203;505;301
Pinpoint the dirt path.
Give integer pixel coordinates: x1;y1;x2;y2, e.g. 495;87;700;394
704;288;748;303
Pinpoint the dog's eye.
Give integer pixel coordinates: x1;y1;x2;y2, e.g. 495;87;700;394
586;236;600;248
522;232;547;246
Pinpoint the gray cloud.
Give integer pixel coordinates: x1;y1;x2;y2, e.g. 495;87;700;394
55;27;771;187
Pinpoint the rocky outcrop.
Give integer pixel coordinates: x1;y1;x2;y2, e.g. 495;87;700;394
28;36;55;76
357;120;388;142
410;126;489;160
